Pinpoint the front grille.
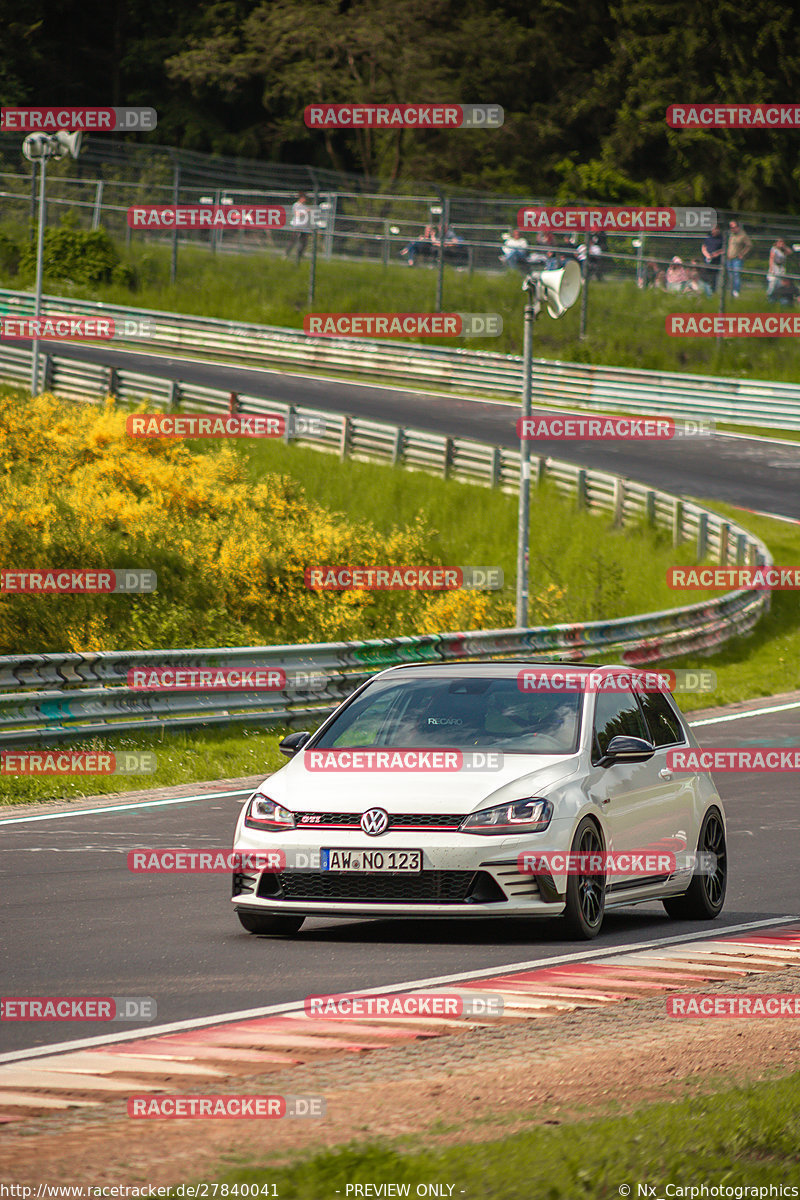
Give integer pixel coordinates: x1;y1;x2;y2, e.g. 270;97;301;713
294;812;464;831
261;869;499;904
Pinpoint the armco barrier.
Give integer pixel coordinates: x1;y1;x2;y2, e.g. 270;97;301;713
2;288;800;429
0;342;771;746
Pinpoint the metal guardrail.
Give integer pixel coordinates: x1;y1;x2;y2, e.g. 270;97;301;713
2;288;800;429
0;341;771;745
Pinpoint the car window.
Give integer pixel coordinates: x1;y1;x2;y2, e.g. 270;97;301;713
592;688;647;759
637;690;684;747
313;676;582;754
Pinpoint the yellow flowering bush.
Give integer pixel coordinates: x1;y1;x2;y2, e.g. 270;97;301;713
0;393;512;653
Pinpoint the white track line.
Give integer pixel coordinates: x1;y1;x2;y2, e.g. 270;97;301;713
0;788;253;826
0;915;795;1066
690;699;800;727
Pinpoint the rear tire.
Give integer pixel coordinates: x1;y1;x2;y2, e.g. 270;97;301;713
236;910;305;936
562;817;606;939
663;807;726;920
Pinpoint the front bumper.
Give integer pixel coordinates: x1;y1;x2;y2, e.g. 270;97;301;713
231;828;569;919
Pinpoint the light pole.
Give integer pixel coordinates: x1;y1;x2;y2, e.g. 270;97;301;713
515;259;582;627
22;130;82;396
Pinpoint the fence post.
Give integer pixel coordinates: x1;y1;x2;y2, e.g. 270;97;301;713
672;498;684;547
443;436;454;478
718;521;731;564
490;445;501;487
284;404;296;445
106;366;119;398
169;162;181;285
535;456;546;487
391;426;405;465
644;489;656;526
92;180;104;231
613;477;626;527
736;532;747;565
339;415;353;460
167;379;181;411
576;468;587;508
697;512;709;560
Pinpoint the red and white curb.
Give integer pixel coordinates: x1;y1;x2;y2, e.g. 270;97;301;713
1;919;799;1120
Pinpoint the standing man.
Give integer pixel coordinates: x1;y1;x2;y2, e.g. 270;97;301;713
726;219;753;299
701;223;724;292
285;192;311;262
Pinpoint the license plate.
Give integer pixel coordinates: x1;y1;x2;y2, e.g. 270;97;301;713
321;849;422;873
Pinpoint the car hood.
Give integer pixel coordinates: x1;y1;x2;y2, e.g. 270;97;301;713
256;751;581;814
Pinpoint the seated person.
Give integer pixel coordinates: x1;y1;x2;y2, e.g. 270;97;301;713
666;256;689;293
400;223;437;266
500;229;530;270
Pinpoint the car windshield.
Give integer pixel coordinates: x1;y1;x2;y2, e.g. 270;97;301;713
313;674;582;754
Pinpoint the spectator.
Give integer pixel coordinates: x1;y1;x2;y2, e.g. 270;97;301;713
701;224;724;292
284;192;311;262
401;223;437;267
666;256;689;293
687;259;707;295
500;229;529;270
726;220;752;298
766;238;789;299
771;276;799;306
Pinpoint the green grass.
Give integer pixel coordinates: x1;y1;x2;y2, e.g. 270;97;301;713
181;1070;800;1197
5;238;800;380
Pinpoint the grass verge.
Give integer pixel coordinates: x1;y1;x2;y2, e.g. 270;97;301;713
195;1070;800;1197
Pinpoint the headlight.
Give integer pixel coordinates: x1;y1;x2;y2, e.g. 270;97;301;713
459;798;552;835
244;794;296;831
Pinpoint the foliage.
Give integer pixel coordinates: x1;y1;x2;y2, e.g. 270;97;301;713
17;216;122;285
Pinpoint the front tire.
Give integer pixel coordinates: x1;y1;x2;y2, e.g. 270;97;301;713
562;817;606;939
236;910;305;936
663;807;727;920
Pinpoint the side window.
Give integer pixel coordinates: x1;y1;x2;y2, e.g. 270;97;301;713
638;690;684;747
592;689;647;760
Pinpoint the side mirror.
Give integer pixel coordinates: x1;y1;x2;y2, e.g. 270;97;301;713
598;735;655;769
279;730;311;758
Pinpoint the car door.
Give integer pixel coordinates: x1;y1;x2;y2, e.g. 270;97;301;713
585;686;665;892
633;689;696;870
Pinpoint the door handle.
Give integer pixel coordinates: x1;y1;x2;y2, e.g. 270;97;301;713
659;768;672;779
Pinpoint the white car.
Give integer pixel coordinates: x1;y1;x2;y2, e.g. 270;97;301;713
231;662;727;939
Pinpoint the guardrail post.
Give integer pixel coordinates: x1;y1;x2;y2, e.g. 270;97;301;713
339;415;353;460
535;456;546;486
645;489;656;526
613;477;626;527
672;498;684;546
228;391;240;416
442;437;454;479
718;521;731;564
736;533;748;565
41;353;53;393
106;366;119;398
576;468;587;509
490;445;501;487
167;380;181;412
391;426;405;466
697;512;709;560
284;405;297;445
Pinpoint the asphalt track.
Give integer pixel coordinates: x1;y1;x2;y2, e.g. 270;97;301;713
2;701;799;1055
1;343;798;1055
15;338;800;520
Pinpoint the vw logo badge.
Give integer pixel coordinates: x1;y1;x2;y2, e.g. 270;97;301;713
361;808;390;836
